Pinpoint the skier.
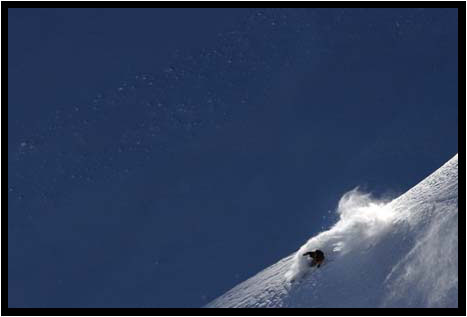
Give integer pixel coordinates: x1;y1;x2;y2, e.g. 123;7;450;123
303;249;325;268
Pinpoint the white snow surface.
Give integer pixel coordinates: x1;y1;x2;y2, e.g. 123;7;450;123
207;154;458;308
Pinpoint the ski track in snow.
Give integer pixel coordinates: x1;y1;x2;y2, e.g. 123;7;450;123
207;154;458;308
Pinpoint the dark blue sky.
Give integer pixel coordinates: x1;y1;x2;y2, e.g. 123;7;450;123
8;8;458;308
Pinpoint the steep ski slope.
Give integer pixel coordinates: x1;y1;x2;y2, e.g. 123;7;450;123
207;154;458;308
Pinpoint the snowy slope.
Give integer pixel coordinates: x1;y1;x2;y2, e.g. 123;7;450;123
207;154;458;308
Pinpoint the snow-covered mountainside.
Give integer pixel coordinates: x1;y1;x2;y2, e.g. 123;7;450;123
207;154;458;308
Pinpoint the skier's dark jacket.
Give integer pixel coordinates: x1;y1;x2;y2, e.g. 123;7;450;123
302;250;325;267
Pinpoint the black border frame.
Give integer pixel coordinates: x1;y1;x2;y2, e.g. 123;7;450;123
3;1;465;316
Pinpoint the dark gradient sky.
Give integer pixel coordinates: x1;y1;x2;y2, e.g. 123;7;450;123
8;8;458;308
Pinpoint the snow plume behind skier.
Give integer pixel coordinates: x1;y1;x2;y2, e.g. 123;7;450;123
285;188;396;282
